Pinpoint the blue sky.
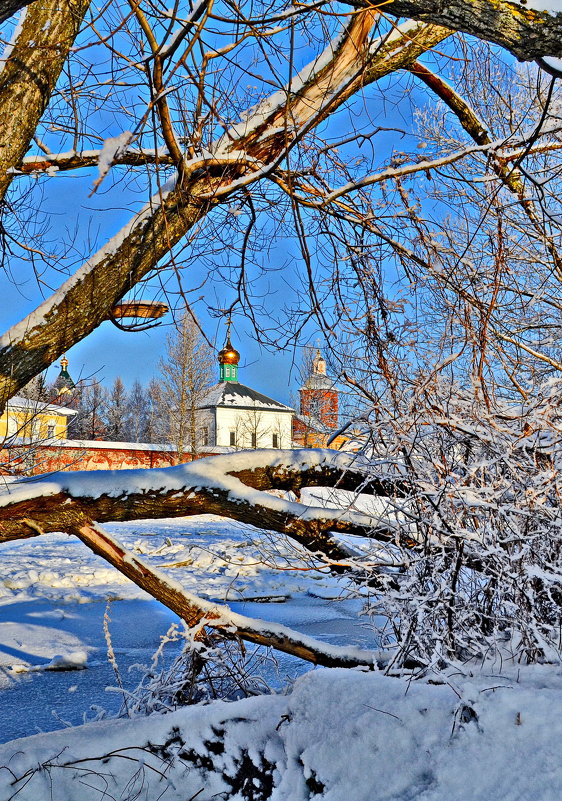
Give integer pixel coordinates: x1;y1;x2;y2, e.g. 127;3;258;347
0;9;438;408
0;165;311;406
2;264;306;407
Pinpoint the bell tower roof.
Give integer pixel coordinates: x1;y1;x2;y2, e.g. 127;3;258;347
312;348;327;375
299;347;334;391
54;354;76;395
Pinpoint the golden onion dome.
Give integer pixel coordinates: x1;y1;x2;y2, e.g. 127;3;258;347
218;335;240;365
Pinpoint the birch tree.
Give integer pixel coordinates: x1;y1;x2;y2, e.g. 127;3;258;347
158;314;214;460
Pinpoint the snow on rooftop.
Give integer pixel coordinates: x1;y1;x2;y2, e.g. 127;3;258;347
294;412;335;434
4;395;77;415
199;381;295;412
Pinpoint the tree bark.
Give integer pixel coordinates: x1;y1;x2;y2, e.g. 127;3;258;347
375;0;562;60
0;0;90;202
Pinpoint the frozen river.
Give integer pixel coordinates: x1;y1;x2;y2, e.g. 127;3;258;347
0;516;378;743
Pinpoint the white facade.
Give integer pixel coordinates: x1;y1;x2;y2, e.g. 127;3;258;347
197;383;294;450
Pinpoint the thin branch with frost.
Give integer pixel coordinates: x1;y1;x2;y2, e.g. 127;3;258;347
16;148;176;175
409;61;562;279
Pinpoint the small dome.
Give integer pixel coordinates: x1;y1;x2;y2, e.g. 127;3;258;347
218;336;240;365
54;354;75;394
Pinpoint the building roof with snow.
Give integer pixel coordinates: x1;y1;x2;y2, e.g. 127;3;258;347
5;395;77;416
196;328;294;451
199;381;294;413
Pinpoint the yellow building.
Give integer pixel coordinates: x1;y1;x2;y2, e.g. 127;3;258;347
0;395;77;443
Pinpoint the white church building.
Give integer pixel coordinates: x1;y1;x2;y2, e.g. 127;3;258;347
197;332;295;450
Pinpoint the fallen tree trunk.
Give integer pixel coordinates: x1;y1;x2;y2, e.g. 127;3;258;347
0;448;410;667
0;450;410;560
73;520;383;669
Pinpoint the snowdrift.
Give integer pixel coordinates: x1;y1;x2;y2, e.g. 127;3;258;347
1;666;560;801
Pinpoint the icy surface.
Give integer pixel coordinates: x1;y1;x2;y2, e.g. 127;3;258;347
0;513;377;741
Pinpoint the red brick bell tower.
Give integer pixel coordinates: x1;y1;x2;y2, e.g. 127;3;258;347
293;350;342;447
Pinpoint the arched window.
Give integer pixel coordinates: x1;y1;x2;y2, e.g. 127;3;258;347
309;396;321;417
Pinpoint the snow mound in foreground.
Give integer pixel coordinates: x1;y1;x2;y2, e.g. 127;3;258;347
1;666;561;801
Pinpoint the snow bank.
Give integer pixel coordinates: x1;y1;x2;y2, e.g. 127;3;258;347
12;650;88;672
2;666;562;800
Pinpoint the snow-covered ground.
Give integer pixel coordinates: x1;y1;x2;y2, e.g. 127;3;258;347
0;512;375;741
1;509;562;800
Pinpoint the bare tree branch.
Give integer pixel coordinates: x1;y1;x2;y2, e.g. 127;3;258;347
0;16;450;411
14;149;176;175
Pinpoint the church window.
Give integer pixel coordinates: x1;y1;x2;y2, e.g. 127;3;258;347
201;427;209;446
272;433;279;448
47;423;56;439
225;365;230;377
230;431;236;446
309;397;321;417
251;432;257;448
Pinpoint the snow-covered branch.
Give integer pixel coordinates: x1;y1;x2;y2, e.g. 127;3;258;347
15;147;175;176
74;520;383;668
0;14;449;410
0;449;407;558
